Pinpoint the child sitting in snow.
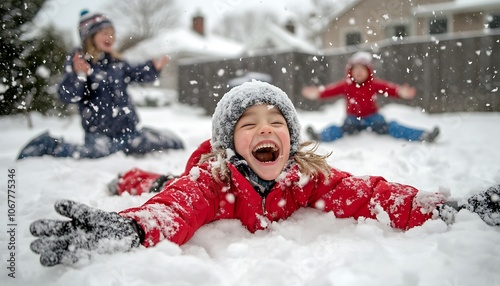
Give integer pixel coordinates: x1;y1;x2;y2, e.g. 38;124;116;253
302;51;440;143
30;81;499;267
17;10;183;160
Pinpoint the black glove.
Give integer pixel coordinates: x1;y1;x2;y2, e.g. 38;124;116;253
439;185;500;226
30;199;144;267
106;175;121;195
464;184;500;226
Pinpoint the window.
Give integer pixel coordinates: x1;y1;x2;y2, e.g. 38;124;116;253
488;14;500;29
346;32;361;46
393;25;408;38
429;18;447;34
387;24;408;39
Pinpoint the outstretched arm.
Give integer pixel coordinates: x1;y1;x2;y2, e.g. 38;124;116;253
309;170;448;230
302;80;347;100
119;169;222;247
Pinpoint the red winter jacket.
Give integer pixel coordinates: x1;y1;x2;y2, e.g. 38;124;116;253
319;65;400;117
119;140;446;247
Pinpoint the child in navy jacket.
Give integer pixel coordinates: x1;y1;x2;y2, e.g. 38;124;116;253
17;10;183;160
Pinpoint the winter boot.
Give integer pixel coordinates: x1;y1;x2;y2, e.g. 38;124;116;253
306;126;320;141
420;127;440;143
106;175;122;195
17;132;59;160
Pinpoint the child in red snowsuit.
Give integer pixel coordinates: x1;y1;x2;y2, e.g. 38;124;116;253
302;51;439;142
30;81;499;267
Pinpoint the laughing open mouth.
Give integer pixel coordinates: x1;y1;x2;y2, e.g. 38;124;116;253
252;143;279;162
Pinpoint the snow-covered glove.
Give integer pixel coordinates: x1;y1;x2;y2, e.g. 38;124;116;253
439;185;500;226
30;199;144;267
464;184;500;226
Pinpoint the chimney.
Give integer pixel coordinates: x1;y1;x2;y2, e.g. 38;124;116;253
285;19;295;34
192;12;204;36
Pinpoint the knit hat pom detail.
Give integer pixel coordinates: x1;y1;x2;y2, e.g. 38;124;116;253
80;9;90;17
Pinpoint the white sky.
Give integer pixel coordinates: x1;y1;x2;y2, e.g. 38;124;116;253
35;0;314;45
34;0;487;46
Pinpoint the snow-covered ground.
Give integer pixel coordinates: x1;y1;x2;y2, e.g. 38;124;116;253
1;99;500;286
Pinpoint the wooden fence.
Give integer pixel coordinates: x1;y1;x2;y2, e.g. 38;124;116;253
178;32;500;115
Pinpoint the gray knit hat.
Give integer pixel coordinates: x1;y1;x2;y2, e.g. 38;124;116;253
212;81;301;156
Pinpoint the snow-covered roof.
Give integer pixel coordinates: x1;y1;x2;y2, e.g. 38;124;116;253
123;28;244;63
242;22;318;55
412;0;500;16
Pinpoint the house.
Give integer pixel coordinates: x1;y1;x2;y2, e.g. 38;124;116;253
321;0;500;49
413;0;500;35
123;13;244;91
241;20;318;56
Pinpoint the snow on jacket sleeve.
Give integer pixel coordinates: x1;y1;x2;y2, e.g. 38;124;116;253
306;169;447;230
119;163;222;247
370;78;399;98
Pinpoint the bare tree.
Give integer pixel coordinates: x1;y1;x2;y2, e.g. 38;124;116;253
213;0;355;48
213;9;279;43
105;0;179;52
292;0;355;47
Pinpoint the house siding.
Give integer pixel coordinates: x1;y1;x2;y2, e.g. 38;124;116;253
323;0;469;49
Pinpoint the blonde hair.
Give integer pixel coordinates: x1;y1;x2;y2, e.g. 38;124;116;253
82;35;121;63
199;140;332;182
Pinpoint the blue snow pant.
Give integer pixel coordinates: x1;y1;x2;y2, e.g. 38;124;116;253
320;113;425;142
18;127;184;160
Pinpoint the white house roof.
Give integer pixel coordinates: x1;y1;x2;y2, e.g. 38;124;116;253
242;22;318;55
412;0;500;16
123;28;244;63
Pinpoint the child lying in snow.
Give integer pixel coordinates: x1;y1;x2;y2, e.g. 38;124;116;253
30;81;500;267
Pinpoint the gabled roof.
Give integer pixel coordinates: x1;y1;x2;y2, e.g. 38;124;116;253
412;0;500;16
123;28;244;63
324;0;363;23
242;22;318;55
